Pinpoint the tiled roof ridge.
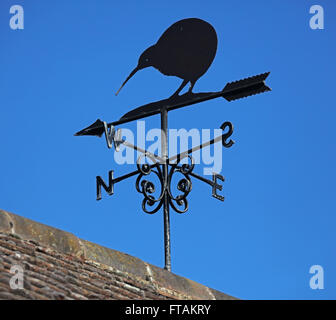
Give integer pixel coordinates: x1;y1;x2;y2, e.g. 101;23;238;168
0;209;236;300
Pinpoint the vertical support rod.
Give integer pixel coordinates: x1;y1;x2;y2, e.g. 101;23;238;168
161;108;171;272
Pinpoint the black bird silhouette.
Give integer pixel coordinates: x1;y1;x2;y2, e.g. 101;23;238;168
116;18;218;98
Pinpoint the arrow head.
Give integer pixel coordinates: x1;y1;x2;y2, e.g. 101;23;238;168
74;119;105;137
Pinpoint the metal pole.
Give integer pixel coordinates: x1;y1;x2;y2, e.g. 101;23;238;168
161;108;171;271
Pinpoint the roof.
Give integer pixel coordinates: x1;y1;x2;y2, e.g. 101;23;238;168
0;209;236;300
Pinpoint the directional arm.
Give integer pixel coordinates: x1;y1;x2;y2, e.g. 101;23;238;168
74;72;271;137
168;121;234;164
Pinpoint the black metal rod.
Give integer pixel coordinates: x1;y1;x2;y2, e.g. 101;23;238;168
189;171;215;187
167;163;215;187
120;139;165;163
161;108;171;272
111;163;158;184
168;134;223;164
92;91;224;129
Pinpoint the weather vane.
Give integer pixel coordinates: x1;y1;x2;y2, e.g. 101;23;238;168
75;18;271;272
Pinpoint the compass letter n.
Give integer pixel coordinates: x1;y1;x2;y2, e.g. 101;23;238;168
96;170;114;200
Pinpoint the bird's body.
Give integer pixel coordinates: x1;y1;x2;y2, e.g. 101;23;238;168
116;18;218;97
154;18;217;83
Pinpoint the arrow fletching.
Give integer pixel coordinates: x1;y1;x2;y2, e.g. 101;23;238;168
222;72;271;101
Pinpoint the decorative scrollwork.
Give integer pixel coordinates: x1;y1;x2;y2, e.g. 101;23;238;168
135;154;165;214
167;155;194;214
135;153;196;214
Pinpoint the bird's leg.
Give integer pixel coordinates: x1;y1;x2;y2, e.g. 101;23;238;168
187;81;195;95
169;79;188;99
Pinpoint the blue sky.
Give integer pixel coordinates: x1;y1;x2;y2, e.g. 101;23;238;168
1;0;335;299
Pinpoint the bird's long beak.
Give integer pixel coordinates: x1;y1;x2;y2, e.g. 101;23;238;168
115;66;140;96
